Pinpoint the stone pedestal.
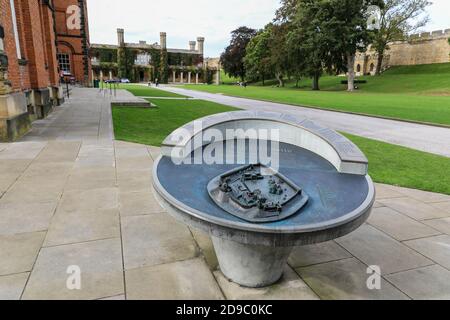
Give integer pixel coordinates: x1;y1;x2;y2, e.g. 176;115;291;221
0;92;31;141
212;237;293;288
30;88;52;119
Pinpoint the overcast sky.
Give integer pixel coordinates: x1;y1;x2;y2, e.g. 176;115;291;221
87;0;450;57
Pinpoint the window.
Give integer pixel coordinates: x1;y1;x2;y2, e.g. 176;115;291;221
356;64;361;72
370;63;375;72
57;53;71;73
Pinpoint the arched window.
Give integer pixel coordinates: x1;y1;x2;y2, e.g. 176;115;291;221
370;63;375;72
356;64;361;72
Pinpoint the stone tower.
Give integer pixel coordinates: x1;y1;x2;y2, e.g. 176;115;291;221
117;28;125;47
197;37;205;55
160;32;167;50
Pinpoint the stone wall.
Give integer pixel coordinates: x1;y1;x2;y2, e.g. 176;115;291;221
355;29;450;75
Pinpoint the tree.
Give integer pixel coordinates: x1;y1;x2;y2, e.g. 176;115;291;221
220;27;257;82
285;0;338;90
326;0;383;91
269;23;292;87
372;0;430;74
244;26;273;85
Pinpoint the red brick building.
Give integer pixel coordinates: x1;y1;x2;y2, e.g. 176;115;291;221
54;0;91;84
0;0;91;141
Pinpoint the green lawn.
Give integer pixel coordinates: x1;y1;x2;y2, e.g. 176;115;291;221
112;99;237;146
343;133;450;195
116;83;189;98
182;63;450;126
112;98;450;195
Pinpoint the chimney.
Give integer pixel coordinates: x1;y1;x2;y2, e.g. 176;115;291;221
117;28;125;47
189;41;196;51
197;37;205;55
160;32;167;50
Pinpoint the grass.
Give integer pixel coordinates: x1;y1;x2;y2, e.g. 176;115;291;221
112;99;237;146
343;133;450;195
182;63;450;126
115;83;189;98
111;98;450;195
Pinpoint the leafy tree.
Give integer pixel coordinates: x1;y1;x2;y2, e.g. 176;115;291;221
220;26;257;82
269;23;292;87
372;0;430;74
244;26;273;85
285;0;338;90
326;0;383;91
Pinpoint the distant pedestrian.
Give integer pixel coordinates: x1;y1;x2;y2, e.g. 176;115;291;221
155;78;159;87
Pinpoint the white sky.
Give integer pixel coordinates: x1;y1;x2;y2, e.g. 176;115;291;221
87;0;450;57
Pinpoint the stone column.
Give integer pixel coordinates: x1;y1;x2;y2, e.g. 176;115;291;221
172;70;176;83
215;70;220;85
188;72;191;84
180;72;184;83
109;71;113;80
100;70;104;81
195;73;199;84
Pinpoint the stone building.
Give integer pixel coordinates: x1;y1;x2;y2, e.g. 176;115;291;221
355;29;450;76
91;29;220;85
54;0;91;85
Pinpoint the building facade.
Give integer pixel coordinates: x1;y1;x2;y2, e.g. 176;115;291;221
91;29;220;85
355;29;450;76
0;0;91;141
54;0;91;84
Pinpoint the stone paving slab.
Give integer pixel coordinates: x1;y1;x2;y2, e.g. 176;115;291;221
297;258;409;300
0;273;29;300
385;265;450;300
404;235;450;269
335;225;433;274
121;214;198;270
0;88;449;300
22;238;124;300
379;197;449;220
288;241;352;268
125;258;224;300
0;232;45;276
0;201;57;236
43;208;120;247
423;218;450;235
367;207;441;241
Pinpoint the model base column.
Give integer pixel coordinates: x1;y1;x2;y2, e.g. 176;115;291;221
212;236;293;288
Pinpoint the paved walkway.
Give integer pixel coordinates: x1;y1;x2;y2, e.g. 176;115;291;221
159;86;450;158
0;88;449;299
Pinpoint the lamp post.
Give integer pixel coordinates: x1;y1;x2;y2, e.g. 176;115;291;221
0;25;11;95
